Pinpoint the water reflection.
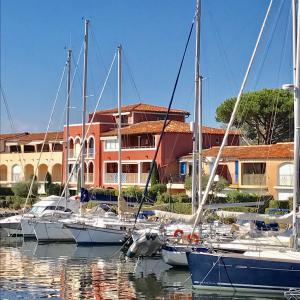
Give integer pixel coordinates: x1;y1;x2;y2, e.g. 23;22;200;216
0;237;286;300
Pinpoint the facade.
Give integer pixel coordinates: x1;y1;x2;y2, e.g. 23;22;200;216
0;102;241;192
63;102;240;190
0;132;63;188
179;143;294;200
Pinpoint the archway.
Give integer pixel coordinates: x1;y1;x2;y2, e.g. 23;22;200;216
0;165;8;181
24;164;34;181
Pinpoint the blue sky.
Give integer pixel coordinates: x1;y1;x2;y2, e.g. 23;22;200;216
0;0;293;133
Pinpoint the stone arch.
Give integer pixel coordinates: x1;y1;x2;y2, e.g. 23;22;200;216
52;163;62;182
24;164;34;181
0;165;8;181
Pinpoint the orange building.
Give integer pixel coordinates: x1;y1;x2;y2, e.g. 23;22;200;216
195;142;294;200
63;102;240;190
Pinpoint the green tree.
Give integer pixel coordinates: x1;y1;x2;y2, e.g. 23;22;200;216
150;161;159;186
215;89;293;144
44;172;52;195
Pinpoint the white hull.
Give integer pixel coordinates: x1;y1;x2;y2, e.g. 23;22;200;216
67;223;126;245
21;219;36;238
34;221;75;243
161;248;188;266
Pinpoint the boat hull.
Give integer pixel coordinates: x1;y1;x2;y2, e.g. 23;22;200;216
66;223;126;245
34;221;75;243
187;251;300;292
21;219;36;239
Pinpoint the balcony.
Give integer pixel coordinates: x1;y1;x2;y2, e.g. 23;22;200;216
85;173;94;183
241;174;266;186
105;172;148;184
279;174;293;186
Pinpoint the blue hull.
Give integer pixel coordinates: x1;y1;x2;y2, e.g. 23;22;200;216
187;251;300;292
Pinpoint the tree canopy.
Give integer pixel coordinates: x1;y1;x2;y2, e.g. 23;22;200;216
215;89;294;144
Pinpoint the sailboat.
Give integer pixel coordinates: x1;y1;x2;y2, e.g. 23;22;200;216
186;0;300;293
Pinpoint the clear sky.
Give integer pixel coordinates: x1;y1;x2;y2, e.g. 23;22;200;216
0;0;293;133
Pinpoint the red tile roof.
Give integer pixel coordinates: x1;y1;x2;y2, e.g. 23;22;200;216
102;120;240;136
0;131;63;142
201;143;294;159
95;103;190;115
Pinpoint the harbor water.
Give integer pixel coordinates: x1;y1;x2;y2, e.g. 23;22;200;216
0;233;286;300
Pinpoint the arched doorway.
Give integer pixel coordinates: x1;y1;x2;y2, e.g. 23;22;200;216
52;164;62;182
38;164;48;182
24;164;34;181
0;165;8;181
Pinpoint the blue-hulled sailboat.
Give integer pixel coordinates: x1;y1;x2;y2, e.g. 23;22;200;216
187;0;300;294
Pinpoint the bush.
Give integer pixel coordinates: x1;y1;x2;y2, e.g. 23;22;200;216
0;186;14;196
91;188;116;196
150;161;159;186
157;192;173;204
148;183;167;200
47;183;64;196
12;181;38;198
122;186;143;201
169;203;192;214
172;193;190;203
184;176;192;191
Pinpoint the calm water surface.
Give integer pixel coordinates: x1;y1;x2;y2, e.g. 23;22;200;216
0;235;286;300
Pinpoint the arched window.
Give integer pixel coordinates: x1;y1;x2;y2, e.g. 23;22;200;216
12;165;22;182
69;138;74;158
0;165;8;181
278;163;293;186
88;137;95;157
74;137;81;158
88;162;94;183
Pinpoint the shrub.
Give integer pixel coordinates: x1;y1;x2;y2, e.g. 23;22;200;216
184;176;192;191
122;186;143;201
148;183;167;200
0;186;14;196
47;183;64;196
157;192;173;204
12;181;38;198
172;193;190;203
150;161;159;186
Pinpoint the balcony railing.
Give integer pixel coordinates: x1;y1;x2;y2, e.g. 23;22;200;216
279;174;293;186
85;173;94;183
88;148;94;158
105;172;145;184
241;174;266;186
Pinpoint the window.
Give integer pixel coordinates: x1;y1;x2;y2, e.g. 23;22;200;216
105;139;119;150
12;165;22;182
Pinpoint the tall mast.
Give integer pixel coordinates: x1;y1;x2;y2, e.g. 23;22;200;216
65;48;72;200
81;19;89;189
117;45;123;211
192;0;201;214
293;0;300;250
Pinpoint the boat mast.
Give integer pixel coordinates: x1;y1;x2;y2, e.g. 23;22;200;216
81;19;89;190
117;45;123;212
192;0;201;214
65;48;72;201
293;0;300;250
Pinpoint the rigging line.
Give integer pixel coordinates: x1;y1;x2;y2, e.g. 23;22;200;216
268;5;292;145
57;53;116;204
45;44;84;180
207;8;239;91
0;86;26;173
123;50;142;102
252;0;285;90
133;20;195;226
23;62;67;212
192;0;274;234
